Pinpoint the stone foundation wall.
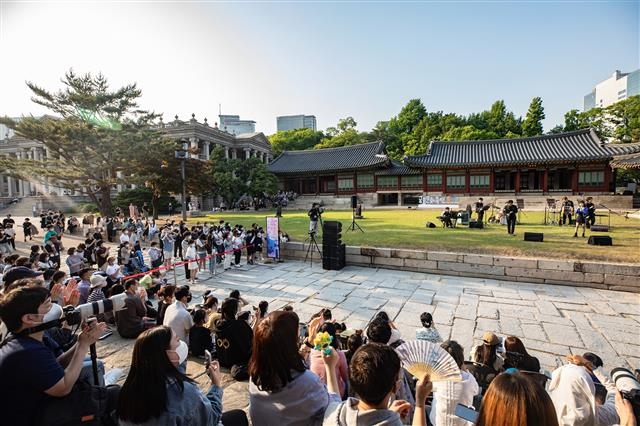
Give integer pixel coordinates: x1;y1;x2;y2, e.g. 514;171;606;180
282;242;640;293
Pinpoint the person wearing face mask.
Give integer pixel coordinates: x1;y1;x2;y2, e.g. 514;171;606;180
118;326;248;426
114;279;155;338
0;286;108;426
163;286;194;373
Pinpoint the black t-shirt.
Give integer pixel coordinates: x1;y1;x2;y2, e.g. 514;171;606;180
0;335;65;426
308;207;320;221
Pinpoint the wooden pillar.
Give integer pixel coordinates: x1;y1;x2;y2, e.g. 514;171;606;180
543;168;549;193
353;172;358;195
572;166;579;194
422;170;427;192
515;170;521;194
315;176;320;195
442;170;447;194
465;169;471;194
334;174;338;195
489;169;495;193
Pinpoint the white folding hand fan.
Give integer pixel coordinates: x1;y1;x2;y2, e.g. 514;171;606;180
396;340;462;382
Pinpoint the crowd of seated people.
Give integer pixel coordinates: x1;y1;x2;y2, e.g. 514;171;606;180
1;272;639;426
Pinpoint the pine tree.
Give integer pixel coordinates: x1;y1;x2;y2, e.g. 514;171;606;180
522;97;546;137
0;70;175;216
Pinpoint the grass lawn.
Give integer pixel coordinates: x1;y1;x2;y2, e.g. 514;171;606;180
194;208;640;264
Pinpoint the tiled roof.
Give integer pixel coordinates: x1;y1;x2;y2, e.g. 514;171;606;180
610;153;640;169
267;141;388;174
404;129;611;168
375;160;421;176
603;142;640;156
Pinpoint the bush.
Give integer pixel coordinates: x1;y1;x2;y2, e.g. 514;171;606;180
77;202;99;213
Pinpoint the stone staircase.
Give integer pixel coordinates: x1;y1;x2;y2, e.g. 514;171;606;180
0;195;81;216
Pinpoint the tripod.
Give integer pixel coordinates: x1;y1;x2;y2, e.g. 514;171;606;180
304;232;322;265
347;208;364;233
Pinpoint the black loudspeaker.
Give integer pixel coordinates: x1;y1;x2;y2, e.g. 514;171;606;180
588;235;612;246
590;225;609;232
524;232;544;242
469;221;483;229
350;195;358;209
322;221;345;270
426;222;436;228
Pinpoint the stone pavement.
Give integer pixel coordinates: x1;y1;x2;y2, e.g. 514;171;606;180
96;259;640;415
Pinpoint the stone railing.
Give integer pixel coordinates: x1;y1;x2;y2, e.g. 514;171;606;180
281;242;640;293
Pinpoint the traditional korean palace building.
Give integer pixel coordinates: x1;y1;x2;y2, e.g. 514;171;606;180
267;129;640;207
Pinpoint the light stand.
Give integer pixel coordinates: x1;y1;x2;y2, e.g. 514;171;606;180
347;208;364;233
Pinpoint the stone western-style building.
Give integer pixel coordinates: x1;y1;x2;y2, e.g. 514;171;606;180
0;114;272;209
267;129;640;207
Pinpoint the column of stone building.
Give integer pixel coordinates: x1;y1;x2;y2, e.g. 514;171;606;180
190;137;199;159
244;148;251;160
203;141;210;161
231;149;237;160
224;147;229;159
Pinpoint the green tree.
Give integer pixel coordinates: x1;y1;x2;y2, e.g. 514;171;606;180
606;95;640;143
315;117;367;149
0;70;174;216
268;128;324;154
210;148;278;207
522;96;546;137
563;109;582;132
386;99;428;158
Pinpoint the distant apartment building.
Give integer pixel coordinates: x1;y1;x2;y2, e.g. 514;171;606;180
218;114;256;135
276;114;317;132
584;69;640;111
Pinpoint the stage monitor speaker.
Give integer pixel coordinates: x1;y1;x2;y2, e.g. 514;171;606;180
588;235;612;246
350;195;358;209
524;232;544;242
469;221;483;229
590;225;609;232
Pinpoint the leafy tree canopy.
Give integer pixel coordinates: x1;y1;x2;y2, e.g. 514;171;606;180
0;70;175;216
268;128;324;154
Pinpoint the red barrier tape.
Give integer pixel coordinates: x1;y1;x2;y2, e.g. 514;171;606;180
122;243;254;280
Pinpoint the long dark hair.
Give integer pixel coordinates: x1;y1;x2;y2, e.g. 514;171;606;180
249;311;305;392
117;326;194;423
477;343;499;369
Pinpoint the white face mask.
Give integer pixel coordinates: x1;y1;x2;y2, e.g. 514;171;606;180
166;340;188;366
43;303;64;322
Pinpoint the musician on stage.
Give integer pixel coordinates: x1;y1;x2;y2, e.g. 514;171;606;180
560;196;574;226
585;196;596;229
574;200;588;238
440;207;454;228
475;197;485;224
503;200;518;236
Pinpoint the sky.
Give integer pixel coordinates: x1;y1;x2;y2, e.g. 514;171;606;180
0;1;638;136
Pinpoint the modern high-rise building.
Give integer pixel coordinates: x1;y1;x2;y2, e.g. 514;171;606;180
276;114;317;132
584;69;640;111
218;114;256;135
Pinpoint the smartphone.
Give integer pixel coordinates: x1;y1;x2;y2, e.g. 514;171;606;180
455;404;479;423
204;349;212;369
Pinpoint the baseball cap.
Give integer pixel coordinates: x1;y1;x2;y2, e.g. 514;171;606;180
482;331;499;346
2;266;44;286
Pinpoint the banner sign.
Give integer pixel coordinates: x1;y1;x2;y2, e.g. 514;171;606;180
266;216;280;259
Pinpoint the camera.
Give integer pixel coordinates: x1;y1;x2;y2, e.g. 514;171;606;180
611;367;640;418
56;293;128;326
